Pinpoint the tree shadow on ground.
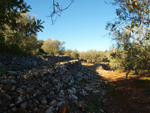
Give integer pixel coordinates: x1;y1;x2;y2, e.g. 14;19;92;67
104;77;150;113
83;62;150;113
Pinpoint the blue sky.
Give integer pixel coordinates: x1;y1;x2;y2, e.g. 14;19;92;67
25;0;116;51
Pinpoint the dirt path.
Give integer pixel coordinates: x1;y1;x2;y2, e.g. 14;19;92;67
83;62;150;113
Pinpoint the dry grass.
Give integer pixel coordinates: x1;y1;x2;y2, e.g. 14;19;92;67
96;67;139;82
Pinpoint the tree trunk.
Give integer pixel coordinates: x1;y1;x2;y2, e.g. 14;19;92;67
126;71;130;80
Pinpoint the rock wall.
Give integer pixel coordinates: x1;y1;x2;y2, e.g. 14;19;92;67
0;60;105;113
0;60;79;112
0;56;72;71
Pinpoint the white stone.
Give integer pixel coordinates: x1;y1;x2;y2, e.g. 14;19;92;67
67;89;74;94
71;94;78;100
57;101;63;107
60;90;64;95
72;88;76;92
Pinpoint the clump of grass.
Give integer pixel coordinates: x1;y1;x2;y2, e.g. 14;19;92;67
140;77;150;81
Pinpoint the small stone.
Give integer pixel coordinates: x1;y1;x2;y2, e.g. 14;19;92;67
10;103;16;111
41;100;47;105
18;96;23;102
50;91;54;96
41;82;48;87
31;70;39;77
7;71;18;76
45;107;54;113
60;90;64;95
35;100;40;105
36;90;42;95
56;83;62;92
39;72;44;77
50;100;57;107
71;95;78;100
100;109;105;112
3;82;12;91
21;102;27;109
85;87;92;91
6;94;12;101
33;61;37;67
25;88;33;94
80;90;88;96
11;85;16;91
77;72;83;77
52;79;58;86
34;107;38;112
92;90;100;94
104;81;108;85
78;101;84;108
67;89;74;94
10;79;16;84
72;88;76;92
1;79;9;84
57;101;63;107
23;73;31;79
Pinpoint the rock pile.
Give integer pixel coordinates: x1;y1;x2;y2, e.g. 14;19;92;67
0;56;72;71
0;60;105;113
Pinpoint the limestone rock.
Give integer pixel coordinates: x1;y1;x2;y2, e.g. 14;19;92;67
7;71;18;76
57;101;63;107
52;79;58;86
50;99;57;107
41;100;47;105
45;107;54;113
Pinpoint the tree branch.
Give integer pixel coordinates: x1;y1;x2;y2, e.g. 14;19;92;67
49;0;75;24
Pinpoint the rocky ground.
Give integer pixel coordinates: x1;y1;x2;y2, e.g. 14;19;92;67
2;58;149;113
0;56;72;71
0;60;107;113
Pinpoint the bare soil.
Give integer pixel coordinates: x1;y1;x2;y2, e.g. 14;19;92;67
83;62;150;113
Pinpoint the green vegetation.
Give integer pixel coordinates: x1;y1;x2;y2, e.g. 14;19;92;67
0;0;65;56
79;50;110;63
105;0;150;78
41;38;65;56
1;12;44;55
1;0;150;78
64;49;79;59
0;0;44;55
